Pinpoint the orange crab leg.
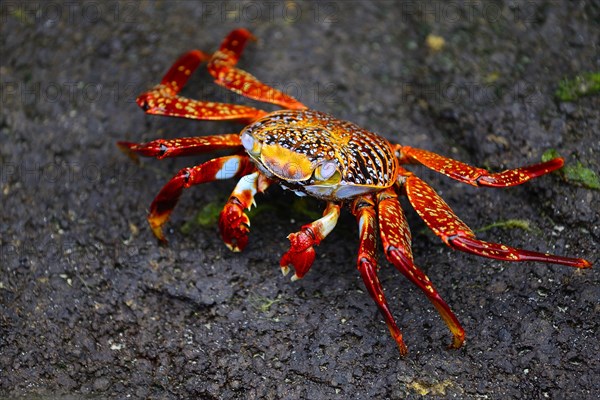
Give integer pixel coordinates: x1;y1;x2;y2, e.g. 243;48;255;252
160;49;210;92
447;236;592;267
397;146;564;187
136;49;267;123
401;168;592;268
208;28;306;110
377;188;465;349
351;195;408;355
148;155;256;242
117;134;242;161
280;202;341;281
219;172;272;252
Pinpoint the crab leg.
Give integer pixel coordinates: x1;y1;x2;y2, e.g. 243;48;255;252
401;168;592;268
397;146;564;187
148;155;256;242
280;202;341;281
219;172;272;252
208;28;306;110
351;195;408;355
117;134;242;161
136;49;267;123
377;188;465;349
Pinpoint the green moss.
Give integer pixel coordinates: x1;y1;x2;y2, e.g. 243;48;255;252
542;149;600;190
541;148;561;163
10;8;33;25
291;197;322;220
249;294;282;313
180;201;224;234
562;163;600;190
179;193;328;237
475;219;536;234
555;72;600;101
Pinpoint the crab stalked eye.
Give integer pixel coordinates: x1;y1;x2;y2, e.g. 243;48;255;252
314;160;337;180
241;132;261;155
314;160;341;184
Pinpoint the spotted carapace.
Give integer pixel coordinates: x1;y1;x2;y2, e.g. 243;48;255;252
119;29;592;355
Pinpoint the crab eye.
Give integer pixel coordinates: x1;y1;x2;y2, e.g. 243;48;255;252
241;132;261;155
314;160;340;183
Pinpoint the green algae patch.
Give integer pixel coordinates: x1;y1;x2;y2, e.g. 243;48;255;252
542;149;600;190
555;72;600;101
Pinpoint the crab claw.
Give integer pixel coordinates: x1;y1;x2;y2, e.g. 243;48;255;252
219;199;250;252
280;228;319;281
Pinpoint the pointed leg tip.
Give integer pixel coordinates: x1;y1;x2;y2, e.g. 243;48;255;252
549;157;564;169
397;341;408;356
154;233;168;245
150;227;166;243
135;93;152;111
190;49;210;62
223;237;246;252
281;265;290;276
224;242;241;252
290;273;300;282
387;328;408;356
149;214;170;242
116;141;133;149
579;258;592;269
235;28;257;41
449;334;466;350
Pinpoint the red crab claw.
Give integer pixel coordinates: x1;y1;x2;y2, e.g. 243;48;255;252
280;227;319;281
280;203;341;281
218;199;251;252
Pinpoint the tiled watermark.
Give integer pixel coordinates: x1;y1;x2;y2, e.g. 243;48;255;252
1;81;142;106
1;161;140;185
0;1;548;28
0;1;141;25
1;78;544;109
0;80;343;107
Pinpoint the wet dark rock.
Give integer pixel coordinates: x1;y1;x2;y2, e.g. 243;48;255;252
1;1;598;399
